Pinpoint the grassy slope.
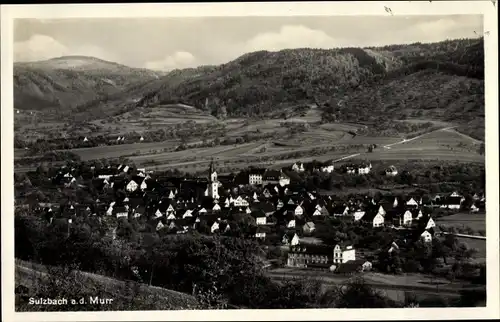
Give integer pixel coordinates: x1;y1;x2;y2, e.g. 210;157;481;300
15;259;200;311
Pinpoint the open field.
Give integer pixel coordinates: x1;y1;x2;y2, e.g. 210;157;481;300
15;114;484;174
66;140;181;160
436;212;486;232
267;268;484;304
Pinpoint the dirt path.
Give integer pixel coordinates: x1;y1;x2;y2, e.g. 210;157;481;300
331;126;458;163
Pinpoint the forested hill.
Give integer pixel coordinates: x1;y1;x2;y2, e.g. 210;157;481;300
72;37;484;121
14;38;484;125
13;56;164;112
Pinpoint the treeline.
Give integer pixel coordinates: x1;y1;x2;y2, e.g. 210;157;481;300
15;151;81;166
14;121;227;152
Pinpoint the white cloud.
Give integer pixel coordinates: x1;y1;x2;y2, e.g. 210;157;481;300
14;35;69;62
144;51;197;71
242;25;344;52
14;34;117;63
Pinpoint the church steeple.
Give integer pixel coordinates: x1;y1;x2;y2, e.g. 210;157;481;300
207;158;219;199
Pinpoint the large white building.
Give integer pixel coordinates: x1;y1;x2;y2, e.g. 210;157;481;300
333;244;356;264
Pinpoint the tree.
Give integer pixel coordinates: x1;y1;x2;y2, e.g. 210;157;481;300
334;278;397;308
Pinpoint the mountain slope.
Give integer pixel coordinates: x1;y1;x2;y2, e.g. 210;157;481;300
75;38;483;122
14;56;163;111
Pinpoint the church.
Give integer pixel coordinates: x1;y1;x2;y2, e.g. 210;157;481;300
206;159;220;200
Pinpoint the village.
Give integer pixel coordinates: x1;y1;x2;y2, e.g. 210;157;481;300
17;157;486;277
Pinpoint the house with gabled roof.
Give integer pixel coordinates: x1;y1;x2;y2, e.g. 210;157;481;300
262;169;290;186
303;222;316;234
156;221;165;231
361;210;384;228
420;230;433;243
333;243;356;264
353;209;365;221
282;231;300;246
292;162;305;172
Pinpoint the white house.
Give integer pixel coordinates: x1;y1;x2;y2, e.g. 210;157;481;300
245;207;252;214
292;162;305;172
353;210;365;221
333;244;356;264
210;221;220;234
290;233;300;246
106;206;113;216
166;204;175;214
249;173;263;185
116;211;128;219
166;213;176;220
199;208;207;215
420;230;433;243
156;221;165;231
312;209;323;217
402;210;413;226
321;164;335;173
233;196;249;207
377;205;386;216
168;190;175;199
287;219;296;228
358;163;372;175
83;137;89;142
213;204;221;211
470;203;479;213
126;180;139;192
155;209;163;218
425;217;436;230
294;205;304;216
183;210;193;218
303;222;316;234
373;213;385;227
406;198;418;207
255;231;267;239
140;136;145;141
256;216;267;225
385;165;398;176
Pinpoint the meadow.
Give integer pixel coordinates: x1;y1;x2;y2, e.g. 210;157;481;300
436;212;486;232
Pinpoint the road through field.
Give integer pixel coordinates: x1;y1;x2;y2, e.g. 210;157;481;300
332;126;458;163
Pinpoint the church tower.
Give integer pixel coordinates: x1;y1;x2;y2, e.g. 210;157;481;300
208;158;219;200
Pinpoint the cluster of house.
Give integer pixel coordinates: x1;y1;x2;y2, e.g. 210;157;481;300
82;136;145;143
37;162;485;272
287;161;392;176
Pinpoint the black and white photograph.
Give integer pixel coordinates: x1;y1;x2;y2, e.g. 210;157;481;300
1;2;499;321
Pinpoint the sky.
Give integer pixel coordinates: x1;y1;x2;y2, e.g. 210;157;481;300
13;15;483;71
